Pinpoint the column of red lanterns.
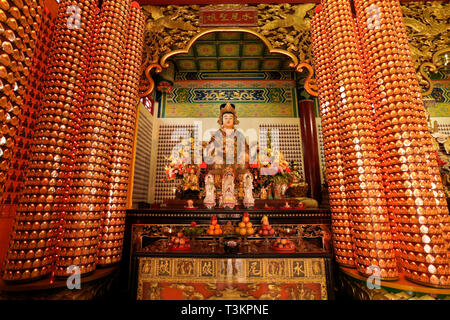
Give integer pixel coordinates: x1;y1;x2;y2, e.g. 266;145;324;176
320;0;398;280
387;1;450;256
97;2;145;266
50;1;102;280
0;6;55;213
311;7;355;268
352;10;402;268
0;0;44;195
2;0;99;282
54;0;132;277
353;0;450;288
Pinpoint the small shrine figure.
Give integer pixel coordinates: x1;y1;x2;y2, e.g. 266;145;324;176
203;173;216;209
222;168;236;209
274;183;282;199
186;199;195;209
238;173;245;199
243;171;255;208
260;187;267;200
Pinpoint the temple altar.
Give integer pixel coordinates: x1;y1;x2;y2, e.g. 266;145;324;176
120;207;333;300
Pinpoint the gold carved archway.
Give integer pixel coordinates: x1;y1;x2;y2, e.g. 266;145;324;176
139;28;318;97
138;2;449;99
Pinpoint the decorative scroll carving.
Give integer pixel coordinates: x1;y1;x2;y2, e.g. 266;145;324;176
139;63;163;97
401;1;450;94
142;4;315;69
296;63;318;96
141;2;449;96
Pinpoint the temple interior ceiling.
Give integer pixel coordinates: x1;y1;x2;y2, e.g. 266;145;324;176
168;32;295;72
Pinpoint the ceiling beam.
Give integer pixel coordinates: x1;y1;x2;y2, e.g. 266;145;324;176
137;0;434;5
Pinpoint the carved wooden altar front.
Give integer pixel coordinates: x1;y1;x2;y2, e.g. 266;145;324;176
120;208;334;300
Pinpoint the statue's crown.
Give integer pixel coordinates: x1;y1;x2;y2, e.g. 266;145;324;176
218;103;239;125
220;103;236;116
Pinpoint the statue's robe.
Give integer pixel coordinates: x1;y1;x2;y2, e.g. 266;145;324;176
205;128;250;189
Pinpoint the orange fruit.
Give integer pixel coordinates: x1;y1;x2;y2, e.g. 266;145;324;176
214;224;220;230
209;225;215;230
246;228;254;235
239;228;247;236
238;222;245;228
214;229;222;235
246;222;252;228
207;229;213;235
235;227;240;234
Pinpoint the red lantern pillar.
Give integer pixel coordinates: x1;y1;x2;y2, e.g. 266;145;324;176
319;0;399;280
353;0;450;288
97;1;146;267
2;0;99;283
54;0;133;277
311;5;355;268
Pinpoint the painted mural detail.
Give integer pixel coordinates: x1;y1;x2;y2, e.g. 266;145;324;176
175;72;294;81
424;80;450;118
161;79;297;118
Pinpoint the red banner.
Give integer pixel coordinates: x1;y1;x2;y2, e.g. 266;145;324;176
199;8;258;27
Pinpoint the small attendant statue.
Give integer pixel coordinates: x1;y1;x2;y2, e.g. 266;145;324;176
243;171;255;208
222;168;236;209
203;173;216;209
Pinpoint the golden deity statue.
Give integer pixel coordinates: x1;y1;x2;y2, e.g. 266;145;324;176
183;170;199;192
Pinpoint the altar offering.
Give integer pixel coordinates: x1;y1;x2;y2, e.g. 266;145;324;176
235;212;254;236
207;215;223;235
183;221;205;238
168;232;192;252
272;238;295;252
222;237;240;254
258;215;275;236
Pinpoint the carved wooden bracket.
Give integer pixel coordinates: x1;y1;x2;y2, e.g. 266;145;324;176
139;63;163;97
296;62;318;97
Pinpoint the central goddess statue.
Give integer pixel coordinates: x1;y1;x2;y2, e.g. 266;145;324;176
204;103;253;205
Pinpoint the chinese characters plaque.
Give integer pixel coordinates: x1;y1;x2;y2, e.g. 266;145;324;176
199;7;258;27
